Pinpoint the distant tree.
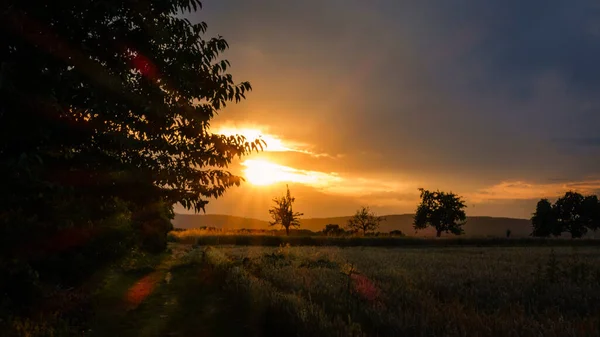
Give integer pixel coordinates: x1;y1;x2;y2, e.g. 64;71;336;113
346;206;385;235
413;188;467;237
531;199;559;237
269;186;303;236
581;195;600;232
506;229;512;238
323;224;344;236
389;230;405;237
554;191;587;238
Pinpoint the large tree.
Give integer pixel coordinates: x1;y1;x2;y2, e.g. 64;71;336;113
531;199;559;237
1;0;260;248
269;186;303;236
414;188;467;237
1;0;260;310
554;191;587;238
346;206;385;235
581;195;600;233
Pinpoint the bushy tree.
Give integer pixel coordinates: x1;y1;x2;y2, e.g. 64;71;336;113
389;230;404;237
1;0;260;314
531;192;600;238
581;195;600;232
323;224;345;236
531;199;559;237
554;191;587;238
414;188;467;237
346;206;385;235
1;0;261;248
269;186;303;236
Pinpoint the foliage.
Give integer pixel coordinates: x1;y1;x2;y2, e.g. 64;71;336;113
0;0;258;322
414;188;467;237
346;206;385;235
554;191;588;238
531;192;600;238
531;199;559;237
389;230;405;237
323;224;345;236
581;195;600;232
269;185;303;235
131;199;174;253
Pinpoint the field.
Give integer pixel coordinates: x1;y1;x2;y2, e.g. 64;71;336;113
80;241;600;337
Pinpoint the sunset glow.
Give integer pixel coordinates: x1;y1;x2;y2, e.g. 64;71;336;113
215;126;303;153
242;159;342;187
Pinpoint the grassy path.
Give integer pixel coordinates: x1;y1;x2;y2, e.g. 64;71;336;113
87;244;248;337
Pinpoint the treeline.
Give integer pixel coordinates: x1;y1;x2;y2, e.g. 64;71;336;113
1;0;256;323
531;192;600;238
171;225;405;237
186;234;600;248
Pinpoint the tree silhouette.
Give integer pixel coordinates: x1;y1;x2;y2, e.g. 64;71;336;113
531;199;559;237
269;186;303;236
346;206;385;235
323;224;344;236
581;195;600;233
1;0;261;251
414;188;467;237
1;0;260;311
554;191;587;238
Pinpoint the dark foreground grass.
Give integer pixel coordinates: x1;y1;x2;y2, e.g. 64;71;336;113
185;234;600;247
8;243;600;337
88;244;312;337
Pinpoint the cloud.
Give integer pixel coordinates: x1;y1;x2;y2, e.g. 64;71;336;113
470;180;600;202
241;159;342;187
213;123;334;158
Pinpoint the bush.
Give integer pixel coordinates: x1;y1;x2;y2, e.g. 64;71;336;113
131;200;174;253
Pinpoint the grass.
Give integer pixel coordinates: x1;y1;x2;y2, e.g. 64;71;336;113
9;243;600;336
210;245;600;336
169;231;600;247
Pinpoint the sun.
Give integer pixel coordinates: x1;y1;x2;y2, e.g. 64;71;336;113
241;159;340;187
214;127;294;152
242;160;289;186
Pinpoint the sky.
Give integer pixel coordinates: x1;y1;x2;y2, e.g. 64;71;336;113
176;0;600;220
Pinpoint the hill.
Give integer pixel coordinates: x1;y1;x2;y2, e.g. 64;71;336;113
172;213;533;237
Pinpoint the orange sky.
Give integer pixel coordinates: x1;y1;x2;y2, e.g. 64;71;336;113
173;123;600;220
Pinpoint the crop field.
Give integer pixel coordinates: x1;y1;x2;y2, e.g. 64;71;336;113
84;243;600;337
203;245;600;336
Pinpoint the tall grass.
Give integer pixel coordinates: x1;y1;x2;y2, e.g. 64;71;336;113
204;245;600;337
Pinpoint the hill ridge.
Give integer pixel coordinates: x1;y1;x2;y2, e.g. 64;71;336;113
173;213;533;237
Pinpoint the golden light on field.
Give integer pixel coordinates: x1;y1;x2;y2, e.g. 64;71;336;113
242;159;342;187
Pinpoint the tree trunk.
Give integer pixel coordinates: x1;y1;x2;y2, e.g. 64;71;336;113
436;230;442;237
285;226;290;236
